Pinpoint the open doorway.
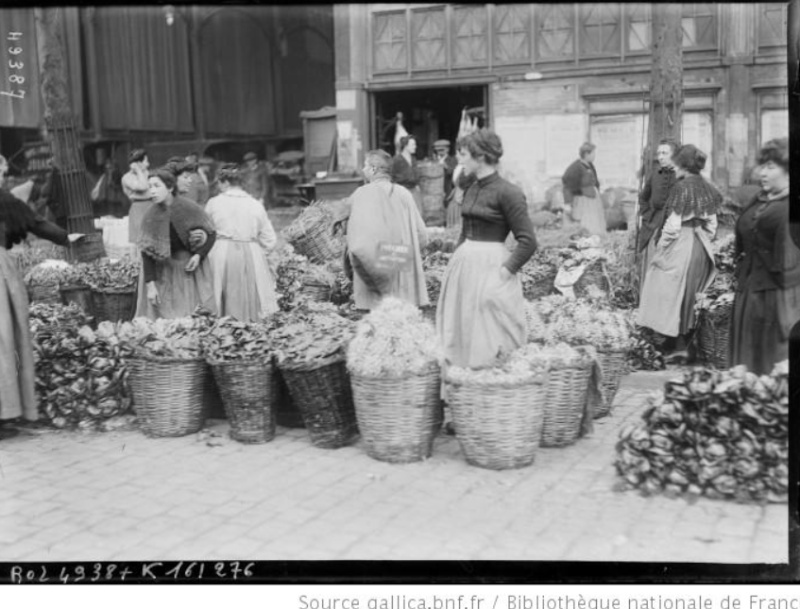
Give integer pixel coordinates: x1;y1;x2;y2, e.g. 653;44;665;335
372;85;487;159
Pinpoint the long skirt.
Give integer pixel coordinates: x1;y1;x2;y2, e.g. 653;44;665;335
135;249;216;319
207;239;278;322
436;240;527;371
730;284;800;375
573;195;607;237
128;200;154;245
0;248;37;421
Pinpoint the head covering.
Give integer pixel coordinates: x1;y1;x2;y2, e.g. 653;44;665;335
433;139;450;150
243;152;257;162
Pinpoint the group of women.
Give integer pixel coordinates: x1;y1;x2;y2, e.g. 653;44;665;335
134;163;279;322
637;137;797;376
0;129;795;433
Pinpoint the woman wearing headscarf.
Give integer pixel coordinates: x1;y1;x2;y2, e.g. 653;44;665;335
730;138;799;374
0;155;84;435
437;129;537;370
637;144;721;359
204;164;279;321
136;168;217;319
391;135;423;216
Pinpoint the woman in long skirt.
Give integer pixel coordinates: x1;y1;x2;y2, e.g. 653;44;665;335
205;164;279;321
0;156;84;432
637;144;721;359
436;129;537;372
730;138;799;374
562;142;607;237
136;168;217;319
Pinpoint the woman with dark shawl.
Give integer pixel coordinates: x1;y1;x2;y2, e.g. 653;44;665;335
730;138;799;374
135;168;217;319
637;144;721;358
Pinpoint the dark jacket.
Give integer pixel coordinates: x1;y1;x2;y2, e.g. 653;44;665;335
391;155;418;190
561;159;599;204
735;193;800;292
458;172;537;274
638;166;677;251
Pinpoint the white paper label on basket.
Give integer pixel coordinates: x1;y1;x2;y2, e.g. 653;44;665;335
375;242;413;271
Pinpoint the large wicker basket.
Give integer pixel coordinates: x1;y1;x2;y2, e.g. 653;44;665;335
59;284;94;318
288;221;345;265
210;358;277;444
446;372;547;470
128;356;206;438
278;353;358;448
350;364;443;463
594;348;628;418
92;287;137;323
28;283;61;304
541;358;593;447
696;302;733;370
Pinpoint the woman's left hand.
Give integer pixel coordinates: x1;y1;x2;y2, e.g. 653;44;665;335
185;254;201;272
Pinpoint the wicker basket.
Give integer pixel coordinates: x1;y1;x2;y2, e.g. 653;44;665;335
289;221;345;265
128;356;207;437
59;284;94;318
28;283;61;304
299;281;332;303
573;259;611;298
67;231;106;263
446;373;547;470
275;369;305;428
697;302;733;370
594;349;628;418
278;353;358;448
210;359;277;444
541;359;593;447
351;364;443;463
92;287;137;323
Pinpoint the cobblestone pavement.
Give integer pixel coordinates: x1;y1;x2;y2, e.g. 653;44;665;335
0;369;788;564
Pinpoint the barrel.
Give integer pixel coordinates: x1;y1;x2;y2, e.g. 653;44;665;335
417;162;445;226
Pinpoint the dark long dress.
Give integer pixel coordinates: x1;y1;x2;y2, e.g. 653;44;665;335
730;192;800;375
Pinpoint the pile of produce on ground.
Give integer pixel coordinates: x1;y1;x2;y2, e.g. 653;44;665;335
347;297;441;378
30;303;132;430
525;295;632;352
272;244;337;311
615;361;788;503
268;301;355;367
603;230;640;310
517;247;570;301
627;326;667;371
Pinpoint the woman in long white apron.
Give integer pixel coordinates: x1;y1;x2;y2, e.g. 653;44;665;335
204;164;279;321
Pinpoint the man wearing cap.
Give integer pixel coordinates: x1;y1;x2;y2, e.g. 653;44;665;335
432;139;457;198
122;148;152;244
240;151;270;207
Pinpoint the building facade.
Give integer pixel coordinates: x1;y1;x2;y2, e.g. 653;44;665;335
333;3;788;204
0;6;335;176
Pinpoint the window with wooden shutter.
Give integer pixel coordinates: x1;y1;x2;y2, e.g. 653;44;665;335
373;10;407;73
493;4;531;65
579;4;621;57
411;7;446;70
681;3;717;50
758;3;787;51
536;4;575;61
626;4;651;53
452;5;489;67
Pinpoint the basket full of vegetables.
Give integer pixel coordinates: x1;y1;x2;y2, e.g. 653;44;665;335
83;258;140;323
695;260;736;370
346;298;443;463
281;200;347;265
270;302;357;449
117;317;207;437
445;344;548;470
24;259;72;304
202;316;277;444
